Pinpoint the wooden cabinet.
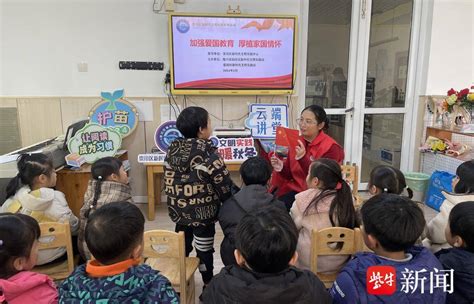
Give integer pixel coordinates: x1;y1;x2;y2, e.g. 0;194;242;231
55;151;128;217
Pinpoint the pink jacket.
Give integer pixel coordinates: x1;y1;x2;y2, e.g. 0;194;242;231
290;188;351;273
0;271;58;304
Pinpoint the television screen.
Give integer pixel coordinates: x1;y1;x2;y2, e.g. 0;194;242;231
169;14;297;95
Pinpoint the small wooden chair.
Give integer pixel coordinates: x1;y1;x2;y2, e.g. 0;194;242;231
310;227;363;288
341;162;363;206
143;230;199;304
32;222;75;281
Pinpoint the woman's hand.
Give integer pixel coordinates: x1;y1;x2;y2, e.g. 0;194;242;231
270;155;284;172
295;140;306;160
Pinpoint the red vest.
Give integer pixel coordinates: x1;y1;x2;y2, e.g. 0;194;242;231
270;131;343;197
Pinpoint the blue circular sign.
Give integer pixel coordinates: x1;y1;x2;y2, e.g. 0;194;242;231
209;136;219;147
176;19;190;33
155;121;182;153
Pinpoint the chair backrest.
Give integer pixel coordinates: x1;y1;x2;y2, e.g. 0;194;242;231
310;227;363;286
143;230;186;295
341;162;359;195
38;222;74;274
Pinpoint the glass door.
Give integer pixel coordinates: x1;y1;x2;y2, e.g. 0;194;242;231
305;0;417;189
304;0;353;150
354;0;414;187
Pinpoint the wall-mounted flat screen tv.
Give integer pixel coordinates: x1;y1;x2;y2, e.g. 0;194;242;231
169;13;297;95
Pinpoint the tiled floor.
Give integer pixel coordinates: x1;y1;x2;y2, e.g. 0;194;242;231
138;194;438;303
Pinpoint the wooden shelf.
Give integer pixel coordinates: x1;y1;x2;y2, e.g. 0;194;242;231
423;126;474;162
426;126;474;141
421;150;474;162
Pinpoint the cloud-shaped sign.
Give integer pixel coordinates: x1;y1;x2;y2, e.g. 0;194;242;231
67;123;122;164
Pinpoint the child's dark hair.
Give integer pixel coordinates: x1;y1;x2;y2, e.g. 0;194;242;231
302;104;329;131
176;106;209;138
0;213;41;279
368;165;413;198
449;201;474;252
305;158;357;229
361;194;425;252
85;201;144;265
235;205;298;273
240;156;271;186
394;168;414;199
454;160;474;194
85;157;123;218
6;153;54;199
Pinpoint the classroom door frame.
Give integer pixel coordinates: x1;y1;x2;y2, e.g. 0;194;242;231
299;0;434;188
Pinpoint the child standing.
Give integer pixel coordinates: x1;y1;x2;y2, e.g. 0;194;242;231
0;213;58;304
1;153;78;265
78;157;132;260
290;158;357;272
330;194;446;303
203;206;331;304
436;201;474;304
164;106;234;286
218;156;286;266
424;160;474;251
59;202;178;303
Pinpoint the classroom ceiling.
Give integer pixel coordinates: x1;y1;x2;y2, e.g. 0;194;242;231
308;0;412;25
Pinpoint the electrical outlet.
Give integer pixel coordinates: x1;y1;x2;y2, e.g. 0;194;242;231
77;62;88;72
164;0;174;11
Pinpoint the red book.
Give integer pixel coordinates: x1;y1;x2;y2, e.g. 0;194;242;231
275;126;300;148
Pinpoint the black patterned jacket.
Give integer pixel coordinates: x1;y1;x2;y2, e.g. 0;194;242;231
164;138;234;226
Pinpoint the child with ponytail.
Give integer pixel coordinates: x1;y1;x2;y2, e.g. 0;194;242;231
1;153;78;265
78;157;132;260
290;158;357;272
367;165;413;198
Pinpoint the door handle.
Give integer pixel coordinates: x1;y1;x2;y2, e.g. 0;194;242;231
344;107;355;113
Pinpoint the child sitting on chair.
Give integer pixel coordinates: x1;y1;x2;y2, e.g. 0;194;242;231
435;201;474;304
78;156;132;261
59;202;178;303
424;160;474;252
367;165;413;198
330;194;446;303
0;213;58;304
203;205;331;304
1;153;79;265
218;156;285;266
291;158;357;272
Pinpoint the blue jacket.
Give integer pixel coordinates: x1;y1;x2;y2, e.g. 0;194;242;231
59;263;179;303
436;247;474;304
330;246;446;304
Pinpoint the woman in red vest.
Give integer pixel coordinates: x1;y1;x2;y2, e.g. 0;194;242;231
270;105;344;210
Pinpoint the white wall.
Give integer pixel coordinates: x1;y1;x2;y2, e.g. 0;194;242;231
0;0;303;96
424;0;473;94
